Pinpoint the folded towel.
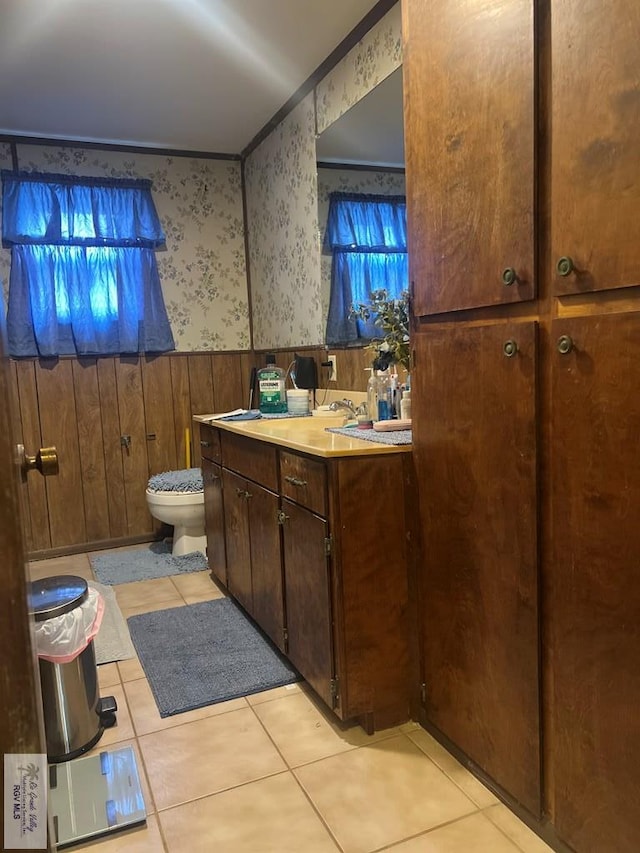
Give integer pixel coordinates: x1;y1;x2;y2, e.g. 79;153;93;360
220;410;262;421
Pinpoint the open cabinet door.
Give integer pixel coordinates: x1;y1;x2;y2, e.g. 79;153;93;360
0;303;52;850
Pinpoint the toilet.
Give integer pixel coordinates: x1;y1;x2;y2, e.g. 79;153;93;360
145;468;207;557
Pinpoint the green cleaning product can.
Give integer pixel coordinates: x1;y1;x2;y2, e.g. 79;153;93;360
257;354;287;413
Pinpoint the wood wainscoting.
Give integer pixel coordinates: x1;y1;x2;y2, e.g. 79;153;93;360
11;345;374;558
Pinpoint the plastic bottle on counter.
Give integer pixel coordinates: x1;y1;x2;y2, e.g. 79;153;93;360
400;389;412;420
376;369;391;421
366;368;378;423
400;373;412;420
257;354;287;413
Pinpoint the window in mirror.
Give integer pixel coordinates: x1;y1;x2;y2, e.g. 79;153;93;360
324;192;407;345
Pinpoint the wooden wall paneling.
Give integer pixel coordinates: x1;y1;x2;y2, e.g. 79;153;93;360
169;356;192;472
188;354;215;471
14;361;50;552
141;355;178;475
115;357;152;536
239;351;257;409
212;353;244;414
72;359;111;542
35;359;87;548
97;358;127;539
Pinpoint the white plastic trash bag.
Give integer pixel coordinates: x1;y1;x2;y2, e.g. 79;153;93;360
34;587;104;664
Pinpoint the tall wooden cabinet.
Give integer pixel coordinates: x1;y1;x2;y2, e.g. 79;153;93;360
404;0;640;850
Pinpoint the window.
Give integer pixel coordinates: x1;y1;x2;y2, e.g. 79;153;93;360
1;170;175;357
324;192;408;345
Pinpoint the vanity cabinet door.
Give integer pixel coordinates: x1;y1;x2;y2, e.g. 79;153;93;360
202;457;226;587
248;485;285;652
281;499;335;711
403;0;535;315
222;468;252;612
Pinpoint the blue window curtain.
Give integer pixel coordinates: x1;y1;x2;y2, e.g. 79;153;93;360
2;171;175;357
324;192;408;345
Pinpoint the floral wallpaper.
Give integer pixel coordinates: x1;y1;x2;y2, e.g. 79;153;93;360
315;2;403;135
0;144;250;352
244;93;322;350
317;167;406;334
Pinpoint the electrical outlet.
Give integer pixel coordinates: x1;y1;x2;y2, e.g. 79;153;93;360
328;354;337;382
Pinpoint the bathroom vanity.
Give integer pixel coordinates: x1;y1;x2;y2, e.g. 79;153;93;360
195;415;413;733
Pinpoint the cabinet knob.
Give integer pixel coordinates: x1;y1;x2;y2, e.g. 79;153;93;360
200;440;211;447
503;339;519;358
277;509;289;525
557;335;574;355
556;256;575;277
502;267;518;286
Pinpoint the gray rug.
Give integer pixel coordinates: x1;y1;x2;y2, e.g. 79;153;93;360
127;598;301;717
89;581;136;664
90;541;208;585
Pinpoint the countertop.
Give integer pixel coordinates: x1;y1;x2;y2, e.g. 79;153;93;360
193;413;412;459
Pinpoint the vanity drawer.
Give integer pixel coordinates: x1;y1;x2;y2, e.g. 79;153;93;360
199;424;221;463
280;450;327;517
221;432;278;491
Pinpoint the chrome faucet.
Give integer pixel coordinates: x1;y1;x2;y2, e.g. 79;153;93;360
328;398;357;416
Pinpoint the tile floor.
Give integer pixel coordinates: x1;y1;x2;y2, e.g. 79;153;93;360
29;549;553;853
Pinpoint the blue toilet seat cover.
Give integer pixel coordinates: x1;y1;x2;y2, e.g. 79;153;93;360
147;468;203;493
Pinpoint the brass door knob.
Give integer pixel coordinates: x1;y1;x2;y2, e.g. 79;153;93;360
503;339;519;358
556;256;575;277
557;335;574;355
18;445;59;476
502;268;518;286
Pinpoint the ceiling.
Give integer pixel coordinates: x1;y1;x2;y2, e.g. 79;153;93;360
0;0;382;155
316;66;404;168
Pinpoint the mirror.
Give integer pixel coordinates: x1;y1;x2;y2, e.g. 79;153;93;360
316;67;405;341
316;67;404;168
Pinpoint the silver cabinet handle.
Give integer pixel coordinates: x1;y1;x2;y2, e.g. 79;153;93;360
284;475;308;487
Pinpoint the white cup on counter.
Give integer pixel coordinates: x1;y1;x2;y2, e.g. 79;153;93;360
286;389;310;415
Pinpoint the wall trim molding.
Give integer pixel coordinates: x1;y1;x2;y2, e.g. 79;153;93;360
0;134;240;161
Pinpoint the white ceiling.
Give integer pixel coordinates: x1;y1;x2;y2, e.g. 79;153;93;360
0;0;382;155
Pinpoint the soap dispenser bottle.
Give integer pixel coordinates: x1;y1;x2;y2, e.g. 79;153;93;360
258;354;287;413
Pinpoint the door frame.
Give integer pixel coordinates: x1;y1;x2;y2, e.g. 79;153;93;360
0;310;50;849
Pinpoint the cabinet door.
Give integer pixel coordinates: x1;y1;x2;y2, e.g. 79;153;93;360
222;469;252;612
549;314;640;852
551;0;640;295
412;321;540;814
281;499;334;709
248;485;285;651
202;457;226;587
403;0;534;315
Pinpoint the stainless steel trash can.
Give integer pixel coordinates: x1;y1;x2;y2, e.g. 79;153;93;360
29;575;116;763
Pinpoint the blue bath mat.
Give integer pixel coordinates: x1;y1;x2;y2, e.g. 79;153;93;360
90;541;208;585
128;598;301;716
